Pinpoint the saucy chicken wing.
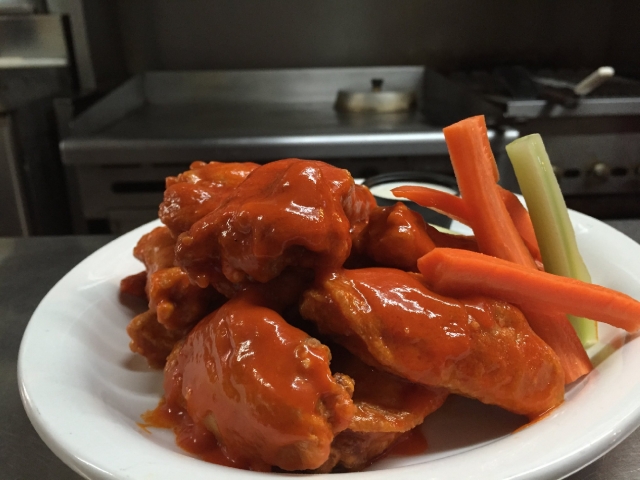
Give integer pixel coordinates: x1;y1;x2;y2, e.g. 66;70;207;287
125;226;223;367
159;161;259;237
176;159;376;289
126;310;189;369
317;345;448;472
300;268;564;418
147;267;222;331
162;284;355;471
133;225;176;272
353;203;437;271
119;270;147;298
353;202;478;271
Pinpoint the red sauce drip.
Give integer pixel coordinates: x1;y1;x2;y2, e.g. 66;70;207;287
140;399;239;469
388;427;429;456
142;399;432;470
140;398;182;429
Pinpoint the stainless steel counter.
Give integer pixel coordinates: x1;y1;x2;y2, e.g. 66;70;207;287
2;223;640;479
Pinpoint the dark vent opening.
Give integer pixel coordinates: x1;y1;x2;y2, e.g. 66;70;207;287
111;181;166;193
87;219;110;234
101;164;142;170
151;163;192;169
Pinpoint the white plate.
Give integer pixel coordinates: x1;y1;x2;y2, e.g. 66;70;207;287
18;211;640;480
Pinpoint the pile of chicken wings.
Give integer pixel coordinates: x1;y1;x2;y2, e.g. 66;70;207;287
121;159;563;472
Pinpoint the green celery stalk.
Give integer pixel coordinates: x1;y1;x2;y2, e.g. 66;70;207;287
506;134;597;347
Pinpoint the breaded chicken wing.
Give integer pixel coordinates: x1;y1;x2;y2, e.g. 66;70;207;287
147;266;223;330
163;285;355;471
120;270;147;298
133;225;176;273
300;268;564;418
175;159;376;290
352;202;478;272
126;310;189;369
317;346;448;472
353;203;437;271
160;161;259;237
125;226;223;367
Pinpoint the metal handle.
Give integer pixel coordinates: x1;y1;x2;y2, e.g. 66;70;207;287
573;67;615;96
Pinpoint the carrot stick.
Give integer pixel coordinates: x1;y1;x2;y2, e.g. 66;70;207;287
498;186;543;266
418;248;640;333
443;116;534;267
392;186;470;225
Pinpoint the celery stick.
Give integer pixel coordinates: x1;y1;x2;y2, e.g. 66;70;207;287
506;134;597;347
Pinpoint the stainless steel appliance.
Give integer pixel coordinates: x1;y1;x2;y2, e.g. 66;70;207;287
60;67;518;234
422;67;640;217
0;7;73;236
61;66;640;235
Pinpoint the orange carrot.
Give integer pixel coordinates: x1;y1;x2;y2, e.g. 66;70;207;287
443;116;534;267
498;186;542;265
392;186;470;225
418;248;640;333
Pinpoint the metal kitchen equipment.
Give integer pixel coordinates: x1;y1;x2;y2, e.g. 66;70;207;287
0;8;72;236
422;67;640;216
335;78;417;113
491;68;639;120
60;67;518;234
423;67;640;124
501;69;640;211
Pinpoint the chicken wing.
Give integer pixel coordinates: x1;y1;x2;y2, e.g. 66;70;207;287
175;159;376;289
352;202;478;272
317;345;448;472
133;225;176;273
126;225;223;367
120;270;147;298
353;203;437;271
162;286;355;471
300;267;564;418
159;161;259;237
147;267;223;330
126;310;189;369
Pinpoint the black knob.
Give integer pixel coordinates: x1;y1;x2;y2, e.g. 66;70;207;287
371;78;384;92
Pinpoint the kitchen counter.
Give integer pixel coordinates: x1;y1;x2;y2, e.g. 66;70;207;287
2;222;640;479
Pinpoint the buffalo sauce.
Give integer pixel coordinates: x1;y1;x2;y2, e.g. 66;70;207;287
175;159;376;287
141;400;433;471
141;399;242;469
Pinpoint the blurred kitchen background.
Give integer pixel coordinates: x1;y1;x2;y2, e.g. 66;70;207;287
2;0;640;236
